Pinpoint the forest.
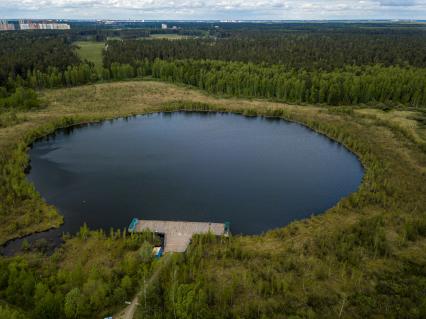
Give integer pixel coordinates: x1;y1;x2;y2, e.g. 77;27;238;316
0;32;79;110
0;227;160;318
103;31;426;69
2;58;425;108
0;32;80;87
2;26;426;109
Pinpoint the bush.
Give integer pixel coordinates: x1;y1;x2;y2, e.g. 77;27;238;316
0;87;41;111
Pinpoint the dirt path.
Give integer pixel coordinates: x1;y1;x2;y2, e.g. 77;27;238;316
114;254;173;319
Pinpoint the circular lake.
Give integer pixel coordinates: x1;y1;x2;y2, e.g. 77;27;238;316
27;112;363;235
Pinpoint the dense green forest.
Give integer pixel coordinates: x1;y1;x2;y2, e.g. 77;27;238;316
104;32;426;69
150;60;426;107
0;227;159;318
2;26;426;109
0;32;80;110
0;32;80;87
101;28;426;107
3;59;425;108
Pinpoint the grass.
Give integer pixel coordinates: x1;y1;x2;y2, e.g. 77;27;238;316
0;111;26;128
74;41;105;72
107;36;123;41
0;80;425;317
147;34;192;40
357;108;426;150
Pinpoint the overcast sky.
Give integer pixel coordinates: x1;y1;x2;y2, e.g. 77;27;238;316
0;0;425;20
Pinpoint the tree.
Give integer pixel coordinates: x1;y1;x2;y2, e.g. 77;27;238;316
64;288;82;319
33;283;62;319
0;305;26;319
139;241;153;263
120;275;133;296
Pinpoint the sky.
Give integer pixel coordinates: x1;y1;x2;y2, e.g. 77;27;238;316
0;0;425;20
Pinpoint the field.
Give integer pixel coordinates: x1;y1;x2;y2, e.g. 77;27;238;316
0;80;425;317
107;36;123;41
148;34;192;40
74;41;105;72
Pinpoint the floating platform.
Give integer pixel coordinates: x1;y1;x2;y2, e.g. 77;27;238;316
131;219;228;253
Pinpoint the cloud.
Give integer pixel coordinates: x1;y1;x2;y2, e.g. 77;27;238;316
378;0;417;6
0;0;425;19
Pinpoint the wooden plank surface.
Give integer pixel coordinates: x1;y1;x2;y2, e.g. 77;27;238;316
135;220;225;252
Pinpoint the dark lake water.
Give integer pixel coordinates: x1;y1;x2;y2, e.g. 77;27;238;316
23;111;363;237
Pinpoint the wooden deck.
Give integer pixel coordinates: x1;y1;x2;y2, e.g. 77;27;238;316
135;220;226;252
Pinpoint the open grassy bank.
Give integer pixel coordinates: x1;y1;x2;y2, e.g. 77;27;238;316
0;80;426;317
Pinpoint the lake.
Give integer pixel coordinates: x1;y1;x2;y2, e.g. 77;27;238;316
24;111;363;236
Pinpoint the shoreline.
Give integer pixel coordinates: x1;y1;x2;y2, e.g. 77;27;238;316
1;104;367;246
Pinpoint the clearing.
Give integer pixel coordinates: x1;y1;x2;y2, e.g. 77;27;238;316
74;41;105;72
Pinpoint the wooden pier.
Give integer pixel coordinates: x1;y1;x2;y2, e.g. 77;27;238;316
133;219;227;253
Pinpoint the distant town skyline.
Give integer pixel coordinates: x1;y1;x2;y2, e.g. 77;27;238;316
0;0;425;20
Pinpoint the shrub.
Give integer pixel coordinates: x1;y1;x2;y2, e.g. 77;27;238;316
0;87;42;111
